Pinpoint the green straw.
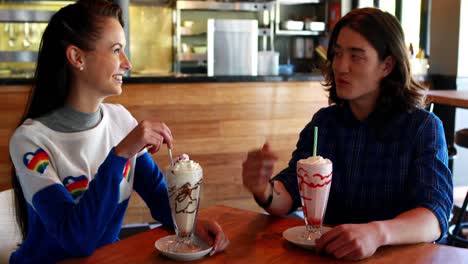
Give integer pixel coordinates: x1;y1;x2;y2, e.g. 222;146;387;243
313;126;318;156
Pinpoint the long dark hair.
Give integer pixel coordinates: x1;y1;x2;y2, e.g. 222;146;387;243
11;0;123;241
323;8;427;114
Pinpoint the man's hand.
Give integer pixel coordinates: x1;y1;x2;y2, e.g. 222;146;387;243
242;142;279;199
315;222;384;260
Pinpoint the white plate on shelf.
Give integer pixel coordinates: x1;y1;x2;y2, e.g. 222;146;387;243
281;20;304;31
155;235;213;261
283;226;332;250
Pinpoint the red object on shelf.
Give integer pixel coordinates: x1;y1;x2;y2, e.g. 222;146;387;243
329;3;341;32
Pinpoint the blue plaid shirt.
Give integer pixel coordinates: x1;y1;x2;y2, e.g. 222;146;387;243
274;104;453;240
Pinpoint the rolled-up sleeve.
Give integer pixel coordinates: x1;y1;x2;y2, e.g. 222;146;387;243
410;113;453;241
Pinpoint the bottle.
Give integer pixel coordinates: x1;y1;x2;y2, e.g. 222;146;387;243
409;43;415;58
416;48;425;59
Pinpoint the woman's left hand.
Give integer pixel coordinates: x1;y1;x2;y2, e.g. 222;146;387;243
315;222;384;260
195;219;229;256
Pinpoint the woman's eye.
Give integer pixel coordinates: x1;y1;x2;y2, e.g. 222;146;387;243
114;48;120;54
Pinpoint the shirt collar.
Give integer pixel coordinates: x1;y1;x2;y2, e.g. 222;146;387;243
337;102;406;142
338;102;364;127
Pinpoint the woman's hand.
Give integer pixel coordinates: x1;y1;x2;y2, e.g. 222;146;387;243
115;120;173;159
195;219;229;256
315;222;384;260
242;142;279;198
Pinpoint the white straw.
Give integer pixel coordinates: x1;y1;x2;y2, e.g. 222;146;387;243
168;148;173;166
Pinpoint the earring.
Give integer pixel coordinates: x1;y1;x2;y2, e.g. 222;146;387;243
79;66;84;71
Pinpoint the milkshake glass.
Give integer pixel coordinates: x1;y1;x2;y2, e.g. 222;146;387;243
165;154;203;253
296;156;332;241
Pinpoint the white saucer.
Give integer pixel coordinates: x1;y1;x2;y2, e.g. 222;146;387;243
155;235;213;261
282;226;332;250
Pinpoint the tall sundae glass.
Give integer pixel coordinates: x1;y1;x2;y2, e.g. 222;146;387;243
165;154;203;253
296;155;332;241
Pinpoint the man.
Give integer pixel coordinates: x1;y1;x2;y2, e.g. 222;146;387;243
242;8;452;261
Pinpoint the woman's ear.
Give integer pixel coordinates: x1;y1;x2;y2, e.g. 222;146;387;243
65;45;85;71
381;55;396;78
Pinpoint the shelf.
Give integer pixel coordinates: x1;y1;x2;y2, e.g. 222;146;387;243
174;1;277;74
176;1;275;11
278;0;322;5
275;29;321;36
0;10;55;22
181;27;272;37
0;51;38;62
180;53;207;62
181;32;207;37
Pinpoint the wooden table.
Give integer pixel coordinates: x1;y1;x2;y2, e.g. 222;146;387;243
426;90;468;109
60;205;468;264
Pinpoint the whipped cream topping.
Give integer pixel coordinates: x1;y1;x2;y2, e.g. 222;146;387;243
172;154;202;172
298;155;331;165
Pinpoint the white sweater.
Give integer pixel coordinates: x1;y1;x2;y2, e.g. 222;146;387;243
9;103;172;263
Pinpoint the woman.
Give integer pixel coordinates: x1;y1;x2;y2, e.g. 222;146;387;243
9;1;228;263
242;8;452;260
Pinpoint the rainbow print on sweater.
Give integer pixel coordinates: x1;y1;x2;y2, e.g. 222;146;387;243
123;160;132;182
23;148;50;174
63;175;89;199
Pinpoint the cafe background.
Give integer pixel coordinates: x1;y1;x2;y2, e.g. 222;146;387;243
0;0;429;76
0;0;467;227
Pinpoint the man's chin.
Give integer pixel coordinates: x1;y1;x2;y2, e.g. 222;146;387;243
336;90;352;100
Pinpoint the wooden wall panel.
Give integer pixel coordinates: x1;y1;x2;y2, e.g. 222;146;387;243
0;86;29;189
0;81;328;224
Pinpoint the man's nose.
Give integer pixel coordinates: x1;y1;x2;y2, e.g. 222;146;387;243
333;56;349;73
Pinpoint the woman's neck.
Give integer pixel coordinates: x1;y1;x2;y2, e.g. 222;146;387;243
67;83;103;113
66;98;101;113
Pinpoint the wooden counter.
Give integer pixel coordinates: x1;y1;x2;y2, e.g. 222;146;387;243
0;81;328;223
